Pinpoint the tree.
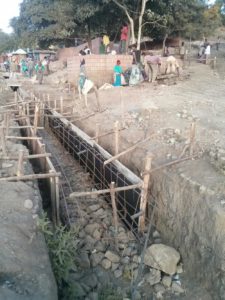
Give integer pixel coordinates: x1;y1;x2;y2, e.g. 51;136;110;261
112;0;165;50
0;30;18;54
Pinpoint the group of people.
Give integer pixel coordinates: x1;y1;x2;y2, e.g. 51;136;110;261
3;56;50;84
99;23;129;55
113;50;182;87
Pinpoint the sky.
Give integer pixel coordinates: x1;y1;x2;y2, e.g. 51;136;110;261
0;0;22;34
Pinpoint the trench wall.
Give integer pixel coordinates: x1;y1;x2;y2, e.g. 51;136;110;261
151;169;225;299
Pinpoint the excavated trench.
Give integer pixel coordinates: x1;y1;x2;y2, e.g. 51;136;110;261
13;83;225;300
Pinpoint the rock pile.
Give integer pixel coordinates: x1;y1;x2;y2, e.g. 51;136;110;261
68;194;185;299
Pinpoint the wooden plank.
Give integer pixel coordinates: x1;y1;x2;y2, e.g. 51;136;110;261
6;136;42;140
69;183;142;199
104;135;156;166
0;172;61;182
0;153;51;160
110;182;118;233
16;150;24;177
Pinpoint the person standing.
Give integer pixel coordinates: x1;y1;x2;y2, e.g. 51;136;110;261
180;41;186;68
205;43;211;65
113;60;123;86
35;61;45;84
144;53;161;83
27;59;34;78
103;34;110;54
120;23;128;54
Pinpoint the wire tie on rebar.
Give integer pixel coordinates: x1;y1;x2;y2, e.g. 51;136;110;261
77;150;87;156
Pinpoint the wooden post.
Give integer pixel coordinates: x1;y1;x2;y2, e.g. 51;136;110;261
55;175;60;225
17;150;25;177
120;91;125;127
33;105;39;135
114;120;119;155
40;102;45;127
47;94;50;108
14;91;18;104
40;143;46;154
138;154;153;233
5;113;10;136
95;123;100;144
60;96;63;114
50;170;57;226
189;121;196;156
26;103;30;116
54;99;57;110
0;127;6;155
110;182;118;234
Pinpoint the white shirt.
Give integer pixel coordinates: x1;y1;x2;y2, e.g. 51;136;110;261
205;45;211;55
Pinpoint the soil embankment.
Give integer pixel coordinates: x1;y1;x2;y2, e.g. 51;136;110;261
0;87;57;300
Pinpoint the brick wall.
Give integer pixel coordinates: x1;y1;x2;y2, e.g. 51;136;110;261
67;55;133;87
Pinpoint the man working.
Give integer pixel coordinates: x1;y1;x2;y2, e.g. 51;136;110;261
144;52;161;83
165;56;180;76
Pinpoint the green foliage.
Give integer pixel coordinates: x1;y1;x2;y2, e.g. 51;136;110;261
5;0;223;51
99;286;123;300
37;213;79;289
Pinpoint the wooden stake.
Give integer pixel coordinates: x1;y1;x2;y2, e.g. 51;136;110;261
94;86;101;111
104;134;156;166
110;182;118;233
0;127;6;155
14;91;18;103
55;175;60;225
114;121;119;155
47;94;50;108
189;121;196;156
17;150;24;177
120;91;125;127
95;123;100;144
33;105;39;135
138;154;153;233
0;172;61;182
69;183;142;199
60;96;64;114
90;127;126;140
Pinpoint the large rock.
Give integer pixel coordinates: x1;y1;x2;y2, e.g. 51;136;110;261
85;223;100;235
144;244;180;275
105;250;120;263
90;252;104;267
144;268;161;286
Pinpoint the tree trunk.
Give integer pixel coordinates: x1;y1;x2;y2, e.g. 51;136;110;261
137;0;148;51
162;33;168;56
127;14;135;44
87;22;92;50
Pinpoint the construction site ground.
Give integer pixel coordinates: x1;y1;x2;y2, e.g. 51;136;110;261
4;51;225;299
